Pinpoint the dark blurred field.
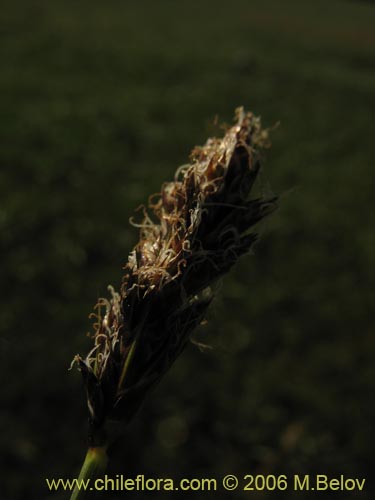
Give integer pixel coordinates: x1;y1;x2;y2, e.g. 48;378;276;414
1;0;374;499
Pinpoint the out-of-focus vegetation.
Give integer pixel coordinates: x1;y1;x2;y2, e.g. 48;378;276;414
0;0;374;498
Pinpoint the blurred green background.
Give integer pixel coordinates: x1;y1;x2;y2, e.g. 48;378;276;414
1;0;374;498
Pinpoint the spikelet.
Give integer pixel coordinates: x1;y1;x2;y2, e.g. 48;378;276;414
73;107;277;445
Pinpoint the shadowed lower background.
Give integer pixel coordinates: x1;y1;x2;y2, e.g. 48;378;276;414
0;0;374;498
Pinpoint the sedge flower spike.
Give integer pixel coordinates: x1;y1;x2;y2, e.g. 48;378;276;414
73;107;277;446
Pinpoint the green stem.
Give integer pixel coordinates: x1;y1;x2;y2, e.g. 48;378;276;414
71;446;108;500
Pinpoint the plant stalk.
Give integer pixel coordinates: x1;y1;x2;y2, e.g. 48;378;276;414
71;445;108;500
